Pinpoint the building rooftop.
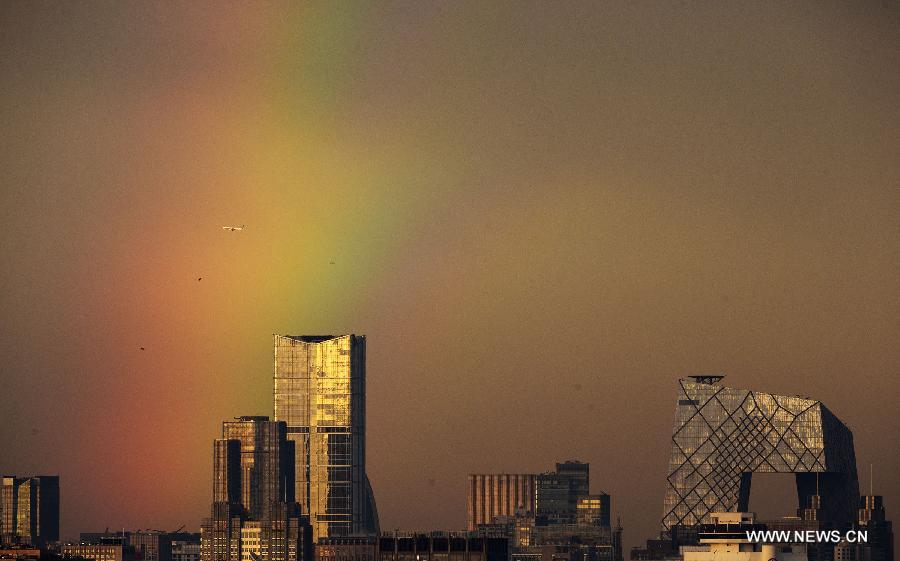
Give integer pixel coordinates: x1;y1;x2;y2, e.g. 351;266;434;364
687;375;726;385
277;335;347;343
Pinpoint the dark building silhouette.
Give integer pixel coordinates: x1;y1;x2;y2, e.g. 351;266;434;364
376;533;507;561
172;540;202;561
536;462;590;525
855;495;894;561
577;495;611;528
0;475;59;547
78;531;130;545
273;335;379;540
662;376;859;530
128;531;200;561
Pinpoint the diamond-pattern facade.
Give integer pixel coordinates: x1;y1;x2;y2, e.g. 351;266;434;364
662;378;859;530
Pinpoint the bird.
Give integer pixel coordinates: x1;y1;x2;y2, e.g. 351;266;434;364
222;225;245;231
140;347;145;351
329;261;335;265
198;277;202;281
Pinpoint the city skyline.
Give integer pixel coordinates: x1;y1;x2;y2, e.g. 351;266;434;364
1;1;899;555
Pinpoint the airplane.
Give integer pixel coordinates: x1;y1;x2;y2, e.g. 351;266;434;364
222;225;245;231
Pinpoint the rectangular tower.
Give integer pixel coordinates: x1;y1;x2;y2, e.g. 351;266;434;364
202;417;310;561
221;417;295;519
467;474;536;530
0;475;59;546
273;335;379;540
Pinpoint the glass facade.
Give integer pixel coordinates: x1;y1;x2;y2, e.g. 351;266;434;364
536;462;589;525
221;417;295;520
662;378;859;530
0;475;59;546
576;495;611;527
203;417;312;561
273;335;379;540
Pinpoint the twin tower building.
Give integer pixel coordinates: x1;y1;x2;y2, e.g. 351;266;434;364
201;335;378;561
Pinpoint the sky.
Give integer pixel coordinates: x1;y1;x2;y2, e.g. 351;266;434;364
1;0;898;551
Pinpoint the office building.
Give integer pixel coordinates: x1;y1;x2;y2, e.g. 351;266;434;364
0;475;59;547
679;513;808;561
128;531;200;561
511;543;617;561
62;544;135;561
172;540;202;561
535;461;590;525
855;495;894;561
467;475;537;531
556;463;590;502
79;532;130;546
273;335;379;539
376;532;507;561
201;416;312;561
577;495;611;528
0;547;42;559
219;416;295;519
314;537;376;561
662;376;859;530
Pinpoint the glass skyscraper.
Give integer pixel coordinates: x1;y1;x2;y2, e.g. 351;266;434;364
273;335;379;540
202;416;311;561
219;416;295;520
0;475;59;547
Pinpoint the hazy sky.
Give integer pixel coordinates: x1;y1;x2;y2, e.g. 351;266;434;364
1;1;898;551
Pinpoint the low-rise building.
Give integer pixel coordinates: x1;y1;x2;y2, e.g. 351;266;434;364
314;537;376;561
680;513;807;561
61;543;136;561
172;541;201;561
376;533;507;561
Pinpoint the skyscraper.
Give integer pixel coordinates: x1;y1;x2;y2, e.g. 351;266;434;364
202;416;311;561
273;335;379;540
0;475;59;547
220;416;295;520
536;461;590;524
661;375;859;530
857;495;894;561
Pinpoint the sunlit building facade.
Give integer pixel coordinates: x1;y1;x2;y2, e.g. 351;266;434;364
273;335;379;539
0;475;59;547
220;417;296;520
201;416;312;561
61;544;135;561
662;376;859;531
467;474;536;531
